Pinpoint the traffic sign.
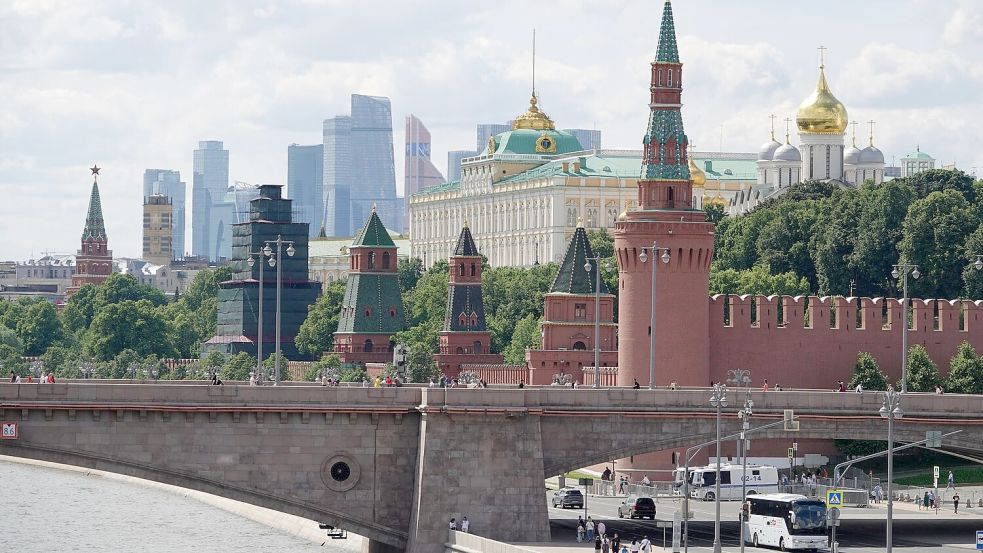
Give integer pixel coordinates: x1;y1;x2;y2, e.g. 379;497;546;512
1;422;18;440
934;466;940;479
976;530;983;549
826;489;843;508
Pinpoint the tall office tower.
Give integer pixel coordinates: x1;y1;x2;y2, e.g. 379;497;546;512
287;144;324;237
350;94;400;232
404;115;445;230
563;128;603;150
143;169;186;259
192;140;230;261
475;123;510;152
446;150;477;182
323;115;353;237
142;194;173;266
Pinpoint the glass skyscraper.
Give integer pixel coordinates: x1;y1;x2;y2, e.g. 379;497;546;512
563;128;603;150
476;123;510;153
446;150;477;182
192;140;231;261
404;115;444;230
143;169;186;260
323;94;401;236
287;143;324;237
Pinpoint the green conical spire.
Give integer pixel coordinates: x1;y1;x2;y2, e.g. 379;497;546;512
351;206;395;247
655;0;680;63
81;178;107;242
550;225;611;295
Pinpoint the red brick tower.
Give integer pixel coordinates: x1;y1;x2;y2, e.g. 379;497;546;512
435;224;503;376
67;166;114;298
614;0;715;387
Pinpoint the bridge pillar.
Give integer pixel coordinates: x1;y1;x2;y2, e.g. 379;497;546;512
407;390;550;553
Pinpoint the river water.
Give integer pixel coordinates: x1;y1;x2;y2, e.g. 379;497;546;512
1;459;356;552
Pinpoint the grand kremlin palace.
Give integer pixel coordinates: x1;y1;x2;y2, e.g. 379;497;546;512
408;94;754;268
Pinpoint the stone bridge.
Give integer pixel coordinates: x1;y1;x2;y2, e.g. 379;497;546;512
2;384;982;552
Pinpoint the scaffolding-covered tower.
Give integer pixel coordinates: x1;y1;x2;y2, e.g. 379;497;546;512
203;185;321;359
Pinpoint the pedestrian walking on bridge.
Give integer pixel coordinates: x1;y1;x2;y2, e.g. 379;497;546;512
954;493;960;514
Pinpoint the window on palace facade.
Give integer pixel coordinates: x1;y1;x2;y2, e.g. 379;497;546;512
575;303;587;319
573;341;587;350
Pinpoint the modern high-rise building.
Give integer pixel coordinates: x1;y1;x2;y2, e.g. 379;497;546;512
142;194;173;266
475;123;510;153
446;150;477;182
404;115;445;230
563;128;602;150
323;94;402;235
192;140;231;262
287;144;324;237
143;169;186;259
323;115;353;237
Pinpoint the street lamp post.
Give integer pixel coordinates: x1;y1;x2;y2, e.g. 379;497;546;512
709;383;728;553
638;243;670;389
891;263;919;392
264;235;296;385
880;389;904;553
247;246;274;385
584;256;606;388
737;392;753;553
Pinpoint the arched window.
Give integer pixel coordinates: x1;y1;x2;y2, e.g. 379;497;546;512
382;251;391;269
459;263;465;276
470;263;476;277
456;347;464;354
459;314;467;327
368;252;375;269
473;341;483;354
363;339;374;352
668;69;673;87
573;341;587;351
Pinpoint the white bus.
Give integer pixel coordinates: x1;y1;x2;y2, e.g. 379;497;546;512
673;464;779;501
744;493;828;551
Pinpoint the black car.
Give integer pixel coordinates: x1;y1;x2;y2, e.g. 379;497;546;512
552;488;585;509
618;495;656;519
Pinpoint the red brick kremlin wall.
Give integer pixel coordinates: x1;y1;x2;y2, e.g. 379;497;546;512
708;295;983;390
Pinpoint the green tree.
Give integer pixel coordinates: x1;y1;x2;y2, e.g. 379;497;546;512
41;344;82;377
703;203;726;225
484;263;557;352
900;168;977;203
810;189;862;295
402;261;449;326
340;365;368;382
222;352;254;381
61;284;100;334
16;299;63;355
0;325;23;351
849;181;916;297
501;315;540;365
754;201;820;284
97;273;168;307
295;278;347;356
84;300;176;361
397;257;424;293
202;350;226;369
962;226;983;298
900;190;979;299
903;344;942;392
946;341;983;394
709;264;810;296
586;229;614;259
848;352;888;391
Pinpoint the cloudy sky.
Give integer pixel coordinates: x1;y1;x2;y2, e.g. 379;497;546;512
2;0;981;260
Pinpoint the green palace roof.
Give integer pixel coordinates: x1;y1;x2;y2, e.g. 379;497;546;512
485;128;583;156
902;150;934;160
411;152;757;198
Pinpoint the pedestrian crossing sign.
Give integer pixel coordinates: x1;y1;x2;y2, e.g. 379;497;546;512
826;490;843;508
976;530;983;549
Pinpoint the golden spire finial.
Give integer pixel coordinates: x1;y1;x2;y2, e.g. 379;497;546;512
769;114;777;141
850;121;859;147
512;28;555;131
371;202;377;214
532;28;536;99
576;216;584;228
868;120;876;146
463;219;469;229
818;45;827;69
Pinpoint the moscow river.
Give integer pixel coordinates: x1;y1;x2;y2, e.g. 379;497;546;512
1;459;358;552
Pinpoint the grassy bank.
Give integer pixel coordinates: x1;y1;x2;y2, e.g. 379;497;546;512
895;467;983;486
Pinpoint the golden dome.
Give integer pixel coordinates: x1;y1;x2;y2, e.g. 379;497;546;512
512;93;555;131
702;194;726;207
688;156;706;187
796;66;848;134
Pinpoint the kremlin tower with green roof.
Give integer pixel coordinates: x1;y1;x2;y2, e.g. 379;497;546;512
333;206;407;364
614;0;715;388
67;166;113;298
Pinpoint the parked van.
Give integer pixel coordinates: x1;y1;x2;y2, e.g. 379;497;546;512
673;464;779;501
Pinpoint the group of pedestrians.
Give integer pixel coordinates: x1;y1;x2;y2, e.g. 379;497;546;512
8;370;56;384
576;517;651;553
448;516;470;533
